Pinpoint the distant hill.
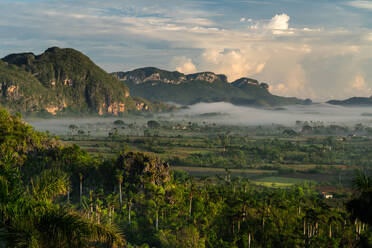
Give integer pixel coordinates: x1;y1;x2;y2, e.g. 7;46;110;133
327;96;372;106
1;47;171;115
112;67;311;107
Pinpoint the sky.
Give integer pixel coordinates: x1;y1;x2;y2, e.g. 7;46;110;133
1;0;372;101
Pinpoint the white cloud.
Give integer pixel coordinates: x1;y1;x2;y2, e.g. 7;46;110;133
267;13;290;31
247;13;293;35
367;33;372;41
240;17;252;23
175;57;197;74
200;49;266;81
347;1;372;10
349;75;371;96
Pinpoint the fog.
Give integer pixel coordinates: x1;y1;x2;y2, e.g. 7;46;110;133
25;116;149;136
168;102;372;126
25;102;372;135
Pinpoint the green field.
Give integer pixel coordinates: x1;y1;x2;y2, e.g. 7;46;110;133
251;176;315;188
172;166;277;179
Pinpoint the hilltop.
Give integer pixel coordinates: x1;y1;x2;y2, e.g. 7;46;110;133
112;67;312;107
327;96;372;106
1;47;170;115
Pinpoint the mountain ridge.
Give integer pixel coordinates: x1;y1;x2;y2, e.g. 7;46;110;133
327;96;372;106
112;67;312;106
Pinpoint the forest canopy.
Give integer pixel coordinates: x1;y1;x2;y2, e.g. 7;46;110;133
0;108;371;247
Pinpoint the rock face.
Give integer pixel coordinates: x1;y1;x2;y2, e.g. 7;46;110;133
232;77;259;86
112;67;228;85
186;72;227;83
112;67;186;85
0;83;20;99
113;67;311;107
0;47;165;115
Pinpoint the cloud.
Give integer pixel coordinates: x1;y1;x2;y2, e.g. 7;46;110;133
1;1;372;101
174;57;197;74
347;1;372;10
267;13;290;31
367;33;372;41
200;49;266;81
259;52;316;99
248;13;293;35
349;75;371;96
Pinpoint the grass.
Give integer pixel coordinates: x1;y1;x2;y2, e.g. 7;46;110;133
172;166;277;178
251;176;314;188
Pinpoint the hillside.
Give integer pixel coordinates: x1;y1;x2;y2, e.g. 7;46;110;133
0;59;56;113
1;47;170;115
112;67;312;106
327;96;372;106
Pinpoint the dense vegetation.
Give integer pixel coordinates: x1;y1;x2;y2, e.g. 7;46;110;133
0;108;123;247
66;119;372;172
0;59;55;112
0;48;172;115
1;108;371;247
112;67;311;107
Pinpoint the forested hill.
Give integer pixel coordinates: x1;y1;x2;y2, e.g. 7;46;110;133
0;47;171;116
327;96;372;106
112;67;312;106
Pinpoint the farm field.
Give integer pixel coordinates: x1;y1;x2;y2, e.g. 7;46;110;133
251;176;315;188
36;117;372;191
172;166;277;178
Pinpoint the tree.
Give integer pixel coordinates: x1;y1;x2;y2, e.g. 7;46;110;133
68;124;78;136
147;120;160;129
116;170;124;209
0;160;124;247
79;172;83;206
347;172;372;225
113;119;125;126
218;133;230;153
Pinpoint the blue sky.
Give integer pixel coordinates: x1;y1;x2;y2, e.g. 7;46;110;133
1;0;372;100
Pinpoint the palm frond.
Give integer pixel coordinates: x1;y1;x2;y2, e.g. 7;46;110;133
29;169;69;202
352;171;372;192
36;208;124;247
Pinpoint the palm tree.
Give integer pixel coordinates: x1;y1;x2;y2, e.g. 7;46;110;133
116;170;124;209
79;172;83;206
347;171;372;225
346;171;372;247
0;162;124;247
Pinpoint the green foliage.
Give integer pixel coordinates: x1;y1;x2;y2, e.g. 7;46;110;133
347;172;372;225
1;107;371;247
0;108;123;247
0;161;123;247
1;48;173;115
147;120;160;129
113;120;125;126
0;60;55;113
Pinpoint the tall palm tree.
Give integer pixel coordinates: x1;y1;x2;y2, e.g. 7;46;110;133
347;171;372;225
79;172;84;206
346;171;372;247
0;162;124;247
116;170;123;209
